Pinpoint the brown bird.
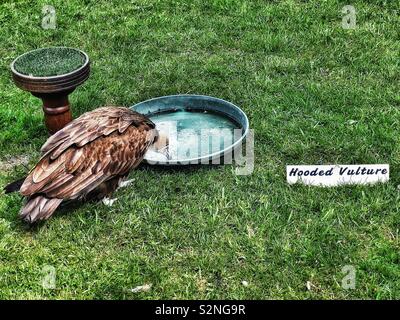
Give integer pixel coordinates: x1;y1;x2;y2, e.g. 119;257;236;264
4;106;169;223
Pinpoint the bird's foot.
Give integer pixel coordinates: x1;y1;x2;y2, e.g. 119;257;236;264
118;179;134;188
102;197;118;206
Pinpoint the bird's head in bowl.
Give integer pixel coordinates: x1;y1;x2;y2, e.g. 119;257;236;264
149;130;170;160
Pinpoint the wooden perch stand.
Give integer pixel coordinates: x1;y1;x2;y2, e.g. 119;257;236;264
11;48;90;134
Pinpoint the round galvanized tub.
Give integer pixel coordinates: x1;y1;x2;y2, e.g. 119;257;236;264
131;94;249;165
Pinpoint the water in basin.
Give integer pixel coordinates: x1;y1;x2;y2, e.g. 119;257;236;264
145;109;241;162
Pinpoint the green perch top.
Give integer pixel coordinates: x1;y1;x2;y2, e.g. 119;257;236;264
13;47;86;77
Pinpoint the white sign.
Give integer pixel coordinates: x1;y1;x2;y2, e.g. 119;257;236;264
287;164;389;187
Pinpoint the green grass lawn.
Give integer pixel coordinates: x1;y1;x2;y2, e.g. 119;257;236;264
0;0;399;299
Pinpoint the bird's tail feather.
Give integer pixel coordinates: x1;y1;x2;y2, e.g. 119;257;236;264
20;195;62;224
4;177;26;193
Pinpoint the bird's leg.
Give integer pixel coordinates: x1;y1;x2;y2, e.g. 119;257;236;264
101;176;123;206
87;176;132;206
86;176;122;206
118;178;134;188
102;197;118;206
102;176;134;206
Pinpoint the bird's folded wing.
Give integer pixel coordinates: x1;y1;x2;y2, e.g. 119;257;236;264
40;106;154;160
21;126;151;200
21;107;155;200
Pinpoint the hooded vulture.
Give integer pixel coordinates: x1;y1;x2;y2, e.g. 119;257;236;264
5;106;169;224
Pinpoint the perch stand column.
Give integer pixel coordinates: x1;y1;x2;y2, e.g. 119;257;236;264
33;90;74;134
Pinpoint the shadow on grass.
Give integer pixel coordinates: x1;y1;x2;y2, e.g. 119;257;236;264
9;161;227;232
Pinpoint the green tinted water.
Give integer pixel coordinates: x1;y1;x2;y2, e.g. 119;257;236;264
149;110;241;160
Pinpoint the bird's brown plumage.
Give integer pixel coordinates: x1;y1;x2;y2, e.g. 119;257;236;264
19;106;158;223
